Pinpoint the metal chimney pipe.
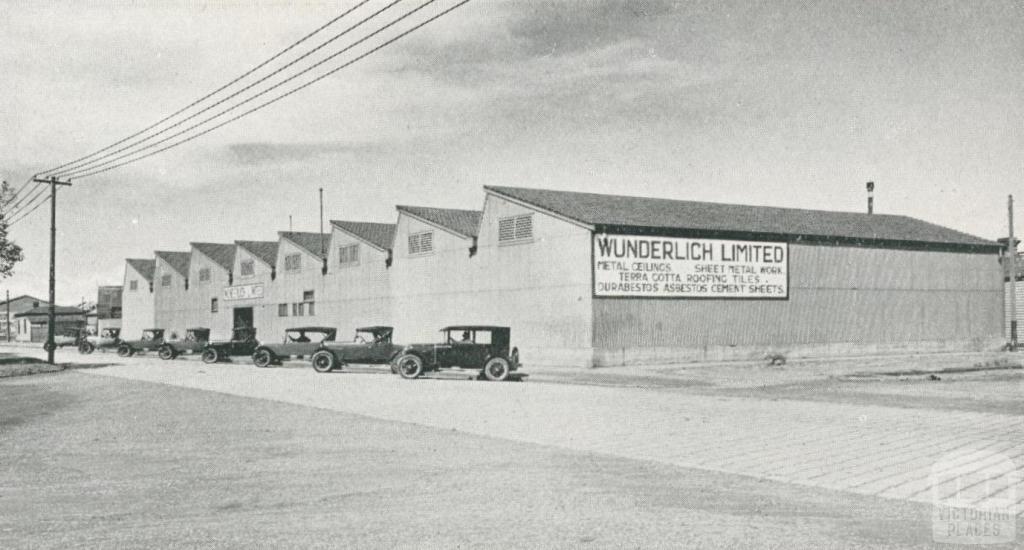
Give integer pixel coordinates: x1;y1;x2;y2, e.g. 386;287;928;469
866;181;874;214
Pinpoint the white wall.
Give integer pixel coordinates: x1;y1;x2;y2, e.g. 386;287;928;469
121;263;154;340
389;199;593;366
320;226;392;339
261;239;330;343
183;248;233;340
153;256;189;340
390;214;477;344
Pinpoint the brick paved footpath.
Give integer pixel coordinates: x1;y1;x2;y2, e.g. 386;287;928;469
72;360;1024;514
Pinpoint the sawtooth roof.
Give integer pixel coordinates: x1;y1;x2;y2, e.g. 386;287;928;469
279;232;329;259
486;186;996;249
396;205;481;238
330;220;396;250
155;251;191;277
191;242;236;272
126;259;156;282
235;240;279;267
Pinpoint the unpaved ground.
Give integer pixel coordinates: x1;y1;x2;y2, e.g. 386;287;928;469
1;373;939;549
2;346;1022;548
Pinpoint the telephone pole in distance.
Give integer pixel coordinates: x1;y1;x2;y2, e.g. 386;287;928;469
32;176;71;364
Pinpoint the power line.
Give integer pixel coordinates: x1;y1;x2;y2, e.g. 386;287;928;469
37;0;373;178
70;0;467;180
6;175;38;204
7;194;50;228
7;186;49;222
55;0;404;180
6;183;48;218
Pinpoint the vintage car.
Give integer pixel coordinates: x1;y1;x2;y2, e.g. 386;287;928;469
78;328;121;354
201;327;259;364
117;328;166;357
252;327;337;368
157;328;211;360
308;326;402;373
45;328;86;351
391;326;521;381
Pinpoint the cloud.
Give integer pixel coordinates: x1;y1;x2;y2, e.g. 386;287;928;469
219;141;389;166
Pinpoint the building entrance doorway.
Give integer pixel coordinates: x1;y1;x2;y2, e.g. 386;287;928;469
233;307;253;330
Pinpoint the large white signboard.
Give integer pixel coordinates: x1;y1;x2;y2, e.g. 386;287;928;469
593;235;788;299
223;283;265;301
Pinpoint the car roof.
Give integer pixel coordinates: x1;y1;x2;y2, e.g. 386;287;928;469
356;326;392;332
144;328;164;331
187;327;210;331
441;325;509;331
286;326;336;332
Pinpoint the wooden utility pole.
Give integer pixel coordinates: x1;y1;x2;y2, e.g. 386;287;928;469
5;289;9;342
1009;195;1018;349
32;176;71;364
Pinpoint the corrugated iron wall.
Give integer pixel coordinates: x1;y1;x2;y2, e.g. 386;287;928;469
593;244;1003;355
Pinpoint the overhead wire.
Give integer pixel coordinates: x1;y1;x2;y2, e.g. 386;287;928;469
6;182;48;216
68;0;468;180
13;0;472;227
36;0;373;178
7;194;50;229
52;0;404;180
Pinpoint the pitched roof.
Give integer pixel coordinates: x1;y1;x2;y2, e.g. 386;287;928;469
0;294;47;307
235;240;279;267
14;305;85;318
191;242;236;271
279;232;329;260
396;205;481;238
155;251;191;277
126;259;155;282
486;186;996;249
330;220;396;250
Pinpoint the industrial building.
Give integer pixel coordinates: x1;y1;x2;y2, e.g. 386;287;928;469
122;258;155;339
119;186;1004;367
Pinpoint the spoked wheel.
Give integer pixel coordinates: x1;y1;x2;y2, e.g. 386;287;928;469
117;345;133;357
253;349;274;368
483;357;511;382
395;354;423;380
201;348;219;364
78;342;95;355
42;341;56;352
310;350;336;373
158;346;176;360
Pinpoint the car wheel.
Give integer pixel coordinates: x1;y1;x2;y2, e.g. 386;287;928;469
42;341;55;352
201;348;219;364
117;345;132;357
510;347;520;367
311;350;336;373
78;342;94;355
396;354;423;379
483;357;511;382
253;349;274;368
158;346;175;360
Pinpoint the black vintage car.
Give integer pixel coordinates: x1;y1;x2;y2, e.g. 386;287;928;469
78;328;121;354
309;326;402;373
117;328;166;357
392;326;521;381
252;327;337;368
157;328;211;360
201;327;259;364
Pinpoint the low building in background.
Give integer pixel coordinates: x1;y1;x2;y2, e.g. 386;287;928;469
14;305;86;343
96;285;123;334
0;294;48;342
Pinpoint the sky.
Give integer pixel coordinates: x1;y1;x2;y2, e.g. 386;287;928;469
0;0;1022;304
